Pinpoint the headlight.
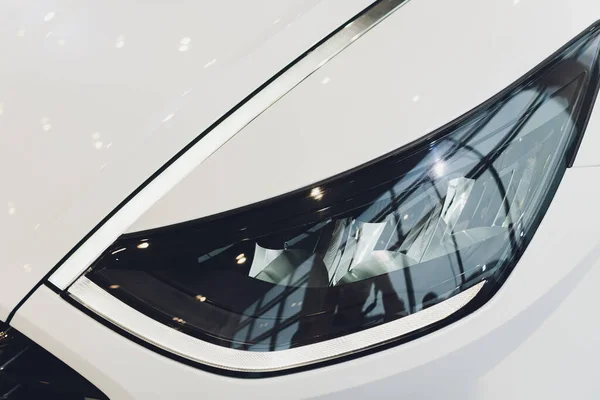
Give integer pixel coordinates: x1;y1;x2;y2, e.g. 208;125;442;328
49;14;600;374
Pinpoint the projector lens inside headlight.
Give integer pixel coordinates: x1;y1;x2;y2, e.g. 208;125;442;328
71;26;600;369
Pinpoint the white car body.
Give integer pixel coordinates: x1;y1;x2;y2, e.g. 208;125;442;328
2;0;600;398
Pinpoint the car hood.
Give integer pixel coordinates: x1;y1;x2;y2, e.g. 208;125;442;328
0;0;375;320
2;0;600;322
128;0;600;233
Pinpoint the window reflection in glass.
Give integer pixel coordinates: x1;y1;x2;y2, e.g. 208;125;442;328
87;30;600;353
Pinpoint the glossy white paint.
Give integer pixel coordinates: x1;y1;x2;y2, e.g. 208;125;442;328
13;165;600;399
5;0;600;398
0;0;375;320
68;276;483;373
46;0;409;290
572;104;600;166
128;0;600;231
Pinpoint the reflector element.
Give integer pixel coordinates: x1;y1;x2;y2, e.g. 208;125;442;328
68;21;600;374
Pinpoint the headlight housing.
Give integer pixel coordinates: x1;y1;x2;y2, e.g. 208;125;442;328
50;17;600;375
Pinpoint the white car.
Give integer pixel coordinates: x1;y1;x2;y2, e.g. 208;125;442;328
2;0;600;398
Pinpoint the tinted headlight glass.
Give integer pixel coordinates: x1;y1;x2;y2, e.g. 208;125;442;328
68;25;600;373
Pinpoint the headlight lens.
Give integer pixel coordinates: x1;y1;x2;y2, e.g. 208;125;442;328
66;26;600;373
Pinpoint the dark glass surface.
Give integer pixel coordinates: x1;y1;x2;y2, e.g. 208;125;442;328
86;29;600;353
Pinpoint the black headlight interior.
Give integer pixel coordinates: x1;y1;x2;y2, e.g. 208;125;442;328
69;24;600;373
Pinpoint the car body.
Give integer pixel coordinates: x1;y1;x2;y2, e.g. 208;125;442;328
2;0;600;398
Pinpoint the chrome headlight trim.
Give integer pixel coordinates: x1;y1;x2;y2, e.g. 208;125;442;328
26;0;600;378
47;0;412;291
70;277;484;373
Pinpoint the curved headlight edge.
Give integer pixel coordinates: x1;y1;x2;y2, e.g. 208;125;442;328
42;6;600;376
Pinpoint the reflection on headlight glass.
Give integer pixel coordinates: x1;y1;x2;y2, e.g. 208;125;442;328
85;31;600;353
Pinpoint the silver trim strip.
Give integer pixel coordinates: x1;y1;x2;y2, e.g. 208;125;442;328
46;0;446;374
70;277;484;372
49;0;411;290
